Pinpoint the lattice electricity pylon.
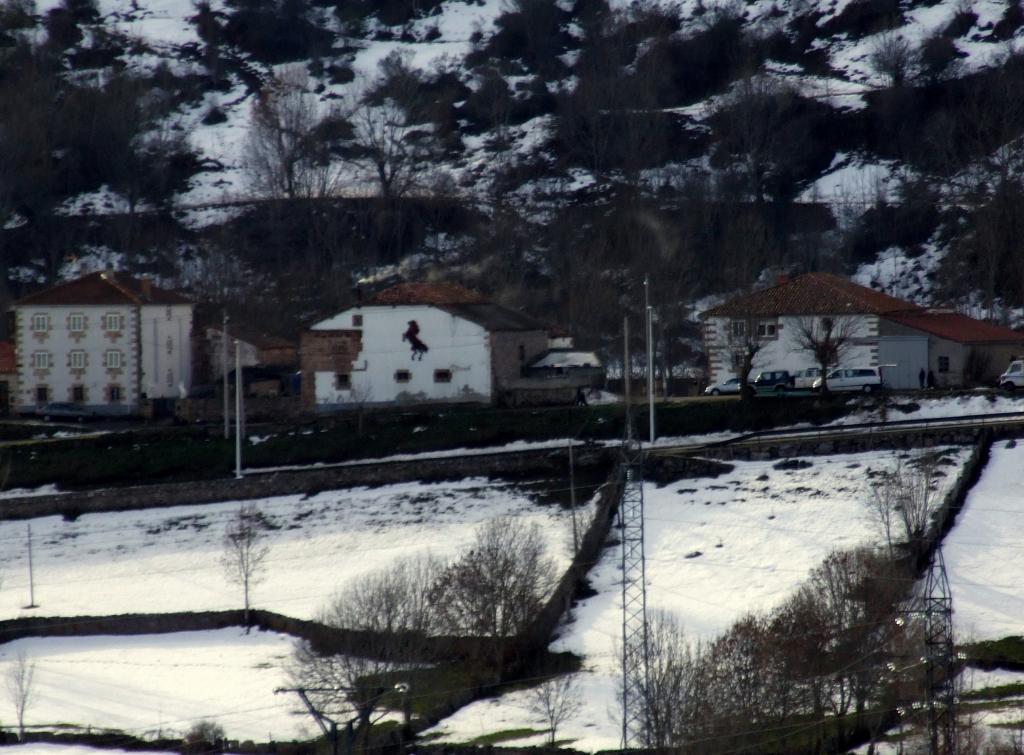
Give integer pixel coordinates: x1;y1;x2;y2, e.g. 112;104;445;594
923;546;958;755
620;442;650;750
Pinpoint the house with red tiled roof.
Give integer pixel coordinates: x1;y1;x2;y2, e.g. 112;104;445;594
301;282;554;409
10;271;193;415
701;273;1024;388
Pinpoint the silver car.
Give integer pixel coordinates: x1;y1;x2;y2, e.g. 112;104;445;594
812;367;882;393
704;377;741;396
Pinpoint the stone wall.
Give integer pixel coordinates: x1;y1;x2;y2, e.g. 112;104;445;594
298;329;362;410
0;445;614;521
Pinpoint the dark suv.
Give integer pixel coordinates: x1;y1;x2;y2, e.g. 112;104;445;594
752;370;795;393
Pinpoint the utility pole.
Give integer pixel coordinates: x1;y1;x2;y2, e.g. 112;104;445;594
235;339;243;479
623;316;632;442
569;441;579;555
222;310;230;440
25;524;37;608
644;276;655;443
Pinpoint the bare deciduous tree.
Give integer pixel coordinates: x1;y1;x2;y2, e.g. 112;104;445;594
628;609;703;752
430;517;557;663
289;555;442;753
867;456;937;558
792;315;860;396
715;315;767;401
245;67;340;200
221;503;271;630
526;673;583;746
6;649;35;740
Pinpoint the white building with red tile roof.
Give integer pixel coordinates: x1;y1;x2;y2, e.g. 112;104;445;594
701;273;1024;389
302;282;550;408
10;271;193;414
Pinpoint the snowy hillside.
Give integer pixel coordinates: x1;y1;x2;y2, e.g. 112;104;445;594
5;0;1024;343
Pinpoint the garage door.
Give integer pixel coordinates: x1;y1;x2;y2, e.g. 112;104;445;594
877;336;929;389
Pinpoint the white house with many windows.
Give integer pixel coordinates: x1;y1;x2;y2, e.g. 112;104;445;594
301;282;550;409
701;273;1024;389
11;271;193;414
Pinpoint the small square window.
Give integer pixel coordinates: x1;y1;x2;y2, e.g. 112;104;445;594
434;369;452;383
335;373;351;390
103;313;124;331
69;313;86;332
36;386;49;403
31;313;49;332
730;320;745;338
353;314;363;327
70;351;87;369
72;385;85;402
938;356;950;373
109;385;123;402
757;321;777;338
395;369;411;383
104;350;123;369
32;351;52;369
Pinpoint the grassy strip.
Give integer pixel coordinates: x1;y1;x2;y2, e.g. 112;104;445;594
962;637;1024;670
3;398;853;489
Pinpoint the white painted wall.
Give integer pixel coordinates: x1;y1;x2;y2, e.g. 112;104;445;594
14;303;139;413
140;303;193;399
312;305;492;405
705;314;879;385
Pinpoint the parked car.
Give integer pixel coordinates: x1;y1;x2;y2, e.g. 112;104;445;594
792;367;822;389
752;370;795;392
704;377;742;396
35;402;93;422
812;367;883;393
999;360;1024;390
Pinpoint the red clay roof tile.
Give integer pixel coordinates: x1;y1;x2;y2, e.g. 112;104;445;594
887;312;1024;344
15;271;190;306
366;282;488;306
701;273;923;318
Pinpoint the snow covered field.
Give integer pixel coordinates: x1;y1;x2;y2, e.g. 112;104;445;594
425;447;972;751
0;630;305;743
946;441;1024;642
0;478;583;620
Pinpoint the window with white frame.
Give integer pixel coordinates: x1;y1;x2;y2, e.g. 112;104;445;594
30;313;49;332
32;351;52;369
69;350;87;369
104;350;124;369
68;313;86;333
730;320;746;338
757;320;778;338
102;312;125;331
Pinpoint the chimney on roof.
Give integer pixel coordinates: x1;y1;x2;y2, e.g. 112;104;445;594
354;285;363;307
140;277;152;299
776;274;790;286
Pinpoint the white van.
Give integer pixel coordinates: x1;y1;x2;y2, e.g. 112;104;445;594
1000;360;1024;390
812;367;883;393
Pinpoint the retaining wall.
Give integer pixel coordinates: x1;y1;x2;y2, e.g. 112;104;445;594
0;445;614;522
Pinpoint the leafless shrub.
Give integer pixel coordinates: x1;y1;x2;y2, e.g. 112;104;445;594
526;673;583;746
870;31;916;87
